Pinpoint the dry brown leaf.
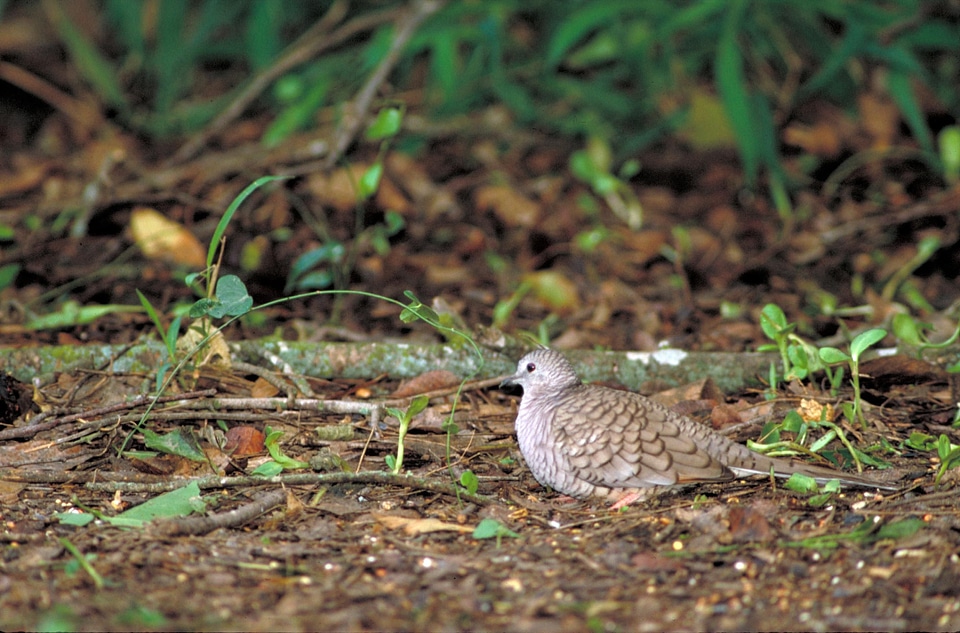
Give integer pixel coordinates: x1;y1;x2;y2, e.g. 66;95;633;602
374;513;474;536
0;480;25;505
392;370;460;398
308;165;363;211
251;377;279;398
783;121;842;157
728;504;774;543
129;207;205;267
858;91;900;150
474;184;541;227
177;326;231;369
223;426;266;457
621;229;669;265
0;161;49;197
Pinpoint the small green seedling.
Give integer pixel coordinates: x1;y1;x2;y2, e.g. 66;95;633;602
935;434;960;485
750;408;888;474
892;313;960;356
782;474;841;507
757;303;834;396
472;517;520;548
900;431;960;484
818;328;886;428
385;395;430;475
460;470;479;495
252;425;310;476
60;537;105;589
569;137;643;230
785;515;925;552
938;124;960;184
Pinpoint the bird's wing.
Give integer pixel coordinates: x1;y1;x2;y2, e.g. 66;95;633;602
554;386;733;488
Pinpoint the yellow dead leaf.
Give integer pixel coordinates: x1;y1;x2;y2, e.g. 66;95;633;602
663;87;736;150
374;513;474;536
251;377;279;398
523;270;580;314
130;207;205;267
783;122;842;158
176;324;232;369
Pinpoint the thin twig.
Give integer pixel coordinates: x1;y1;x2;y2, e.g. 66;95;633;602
324;0;444;168
0;61;106;137
0;389;217;441
233;361;311;398
171;2;401;163
151;488;288;536
2;470;496;505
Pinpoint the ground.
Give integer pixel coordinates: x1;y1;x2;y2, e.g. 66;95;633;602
2;3;960;631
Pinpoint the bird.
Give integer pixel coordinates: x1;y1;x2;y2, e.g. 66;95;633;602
500;348;897;508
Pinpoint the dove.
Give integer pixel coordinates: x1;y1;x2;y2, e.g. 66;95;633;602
500;349;897;507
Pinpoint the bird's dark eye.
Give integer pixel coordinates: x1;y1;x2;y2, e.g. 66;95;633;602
526;362;536;373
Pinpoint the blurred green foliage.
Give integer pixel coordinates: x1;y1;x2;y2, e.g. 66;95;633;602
25;0;960;198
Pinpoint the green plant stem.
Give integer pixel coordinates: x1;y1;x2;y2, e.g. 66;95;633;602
59;537;105;590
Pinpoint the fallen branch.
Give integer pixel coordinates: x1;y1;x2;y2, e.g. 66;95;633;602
151;488;288;536
0;389;217;441
0;469;495;506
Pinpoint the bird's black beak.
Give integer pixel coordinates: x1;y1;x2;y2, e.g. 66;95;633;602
499;372;522;393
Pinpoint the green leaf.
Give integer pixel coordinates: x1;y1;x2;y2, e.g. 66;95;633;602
759;303;789;339
188;297;217;318
365;107;403;141
25;301;143;330
939;125;960;182
164;315;183;358
285;243;344;292
358;162;383;200
251;461;284;477
472;517;519;540
117;481;204;523
821;479;840;494
546;1;630;67
208;274;253;318
208;176;287;269
48;3;128;110
757;421;781;445
56;512;95;527
887;67;934;154
407;395;430;419
937;434;952;461
819;347;850;364
808;490;834;508
263;74;330;147
460;470;479;495
142;428;206;462
715;0;758;183
137;290;166;336
874;517;925;541
785;344;809;380
850;328;887;360
0;263;19;291
891;314;926;346
783;472;818;493
383;210;405;236
263;426;310;470
780;410;806;434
